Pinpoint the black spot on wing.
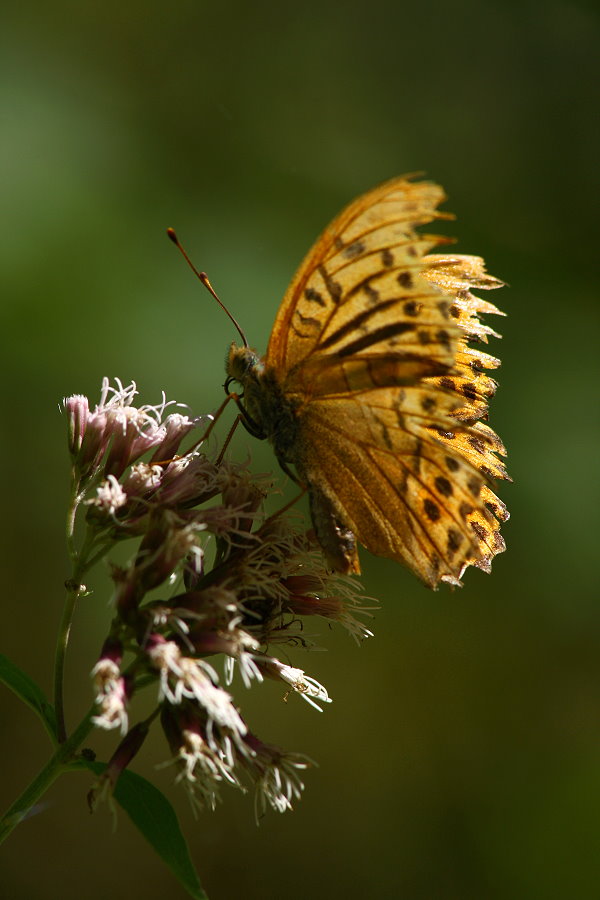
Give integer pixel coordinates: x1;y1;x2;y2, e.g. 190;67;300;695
467;477;482;497
304;287;326;307
447;528;462;555
344;240;366;259
434;476;453;497
436;329;451;349
424;498;441;521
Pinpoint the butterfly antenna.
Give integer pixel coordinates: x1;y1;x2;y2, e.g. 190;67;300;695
167;227;249;348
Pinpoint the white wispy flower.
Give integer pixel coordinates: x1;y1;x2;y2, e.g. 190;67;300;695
222;622;263;688
91;668;129;735
257;658;331;711
243;735;312;819
123;462;164;496
148;639;247;740
86;475;128;515
255;753;309;816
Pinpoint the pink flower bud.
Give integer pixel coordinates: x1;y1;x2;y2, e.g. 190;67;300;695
63;394;89;457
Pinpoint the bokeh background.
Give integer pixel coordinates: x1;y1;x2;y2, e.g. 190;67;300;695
2;1;599;898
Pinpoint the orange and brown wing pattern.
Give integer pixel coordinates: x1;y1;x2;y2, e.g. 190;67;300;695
297;386;493;587
420;254;511;574
266;177;459;380
422;254;505;424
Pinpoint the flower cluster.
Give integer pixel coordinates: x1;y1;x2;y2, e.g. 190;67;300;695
64;379;374;816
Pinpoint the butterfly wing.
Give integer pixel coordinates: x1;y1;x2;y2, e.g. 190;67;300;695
261;177;508;586
266;176;459;379
297;387;490;586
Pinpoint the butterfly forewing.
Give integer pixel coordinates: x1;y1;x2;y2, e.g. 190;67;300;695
266;178;456;375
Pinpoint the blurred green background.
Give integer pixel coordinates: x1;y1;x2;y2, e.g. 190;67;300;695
2;1;599;898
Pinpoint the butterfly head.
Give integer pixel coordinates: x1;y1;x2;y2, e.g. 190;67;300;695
224;343;270;439
225;342;298;452
225;343;264;392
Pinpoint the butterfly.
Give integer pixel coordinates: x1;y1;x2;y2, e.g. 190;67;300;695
225;176;510;588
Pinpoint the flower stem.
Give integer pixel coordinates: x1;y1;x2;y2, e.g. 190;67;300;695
65;473;81;562
54;579;84;743
55;489;98;743
0;707;95;844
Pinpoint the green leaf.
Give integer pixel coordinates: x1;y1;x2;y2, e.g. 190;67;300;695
80;762;208;899
0;652;58;744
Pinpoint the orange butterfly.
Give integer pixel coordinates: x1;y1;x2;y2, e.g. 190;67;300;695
226;176;510;588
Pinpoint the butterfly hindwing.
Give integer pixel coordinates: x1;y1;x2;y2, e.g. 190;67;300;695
295;388;493;586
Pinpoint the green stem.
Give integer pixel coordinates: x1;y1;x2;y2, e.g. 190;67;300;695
0;706;95;844
65;472;84;562
54;508;99;743
53;580;83;743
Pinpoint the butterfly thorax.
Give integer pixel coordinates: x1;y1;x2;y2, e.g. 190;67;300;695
226;343;301;465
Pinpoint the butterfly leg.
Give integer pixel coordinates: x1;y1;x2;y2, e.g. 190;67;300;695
276;457;304;487
228;391;266;439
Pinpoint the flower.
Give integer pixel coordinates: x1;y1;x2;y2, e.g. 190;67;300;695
282;572;376;643
68;378;376;818
91;675;130;735
151;411;202;463
155;453;221;507
64;394;89;456
146;636;247;742
63;378;180;482
86;475;128;517
241;733;312;818
122;462;164;498
256;658;331;711
91;638;129;734
161;705;243;811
